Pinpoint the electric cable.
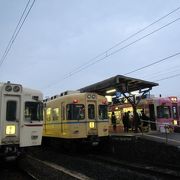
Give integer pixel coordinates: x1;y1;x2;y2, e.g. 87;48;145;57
0;0;36;68
66;6;180;76
155;73;180;82
61;17;180;80
124;52;180;75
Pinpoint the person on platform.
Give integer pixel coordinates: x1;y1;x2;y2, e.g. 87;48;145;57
111;111;117;131
122;112;130;132
134;111;142;133
140;110;150;131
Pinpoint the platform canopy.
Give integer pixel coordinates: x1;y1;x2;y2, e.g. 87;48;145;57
78;75;158;96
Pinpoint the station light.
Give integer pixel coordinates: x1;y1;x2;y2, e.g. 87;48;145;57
131;90;139;95
106;89;116;94
105;96;112;102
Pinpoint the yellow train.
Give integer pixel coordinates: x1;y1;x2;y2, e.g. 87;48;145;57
43;91;109;146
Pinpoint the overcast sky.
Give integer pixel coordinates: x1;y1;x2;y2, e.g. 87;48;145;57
0;0;180;97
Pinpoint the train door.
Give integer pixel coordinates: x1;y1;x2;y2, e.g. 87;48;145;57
61;102;65;135
149;104;156;130
172;103;178;125
2;95;20;142
87;102;98;135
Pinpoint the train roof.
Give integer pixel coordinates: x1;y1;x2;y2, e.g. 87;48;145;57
78;75;158;96
23;87;43;95
44;91;104;103
0;82;42;97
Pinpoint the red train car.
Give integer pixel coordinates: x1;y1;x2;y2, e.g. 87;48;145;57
108;96;180;133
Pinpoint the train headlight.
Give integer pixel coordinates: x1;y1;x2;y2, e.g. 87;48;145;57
13;85;20;92
5;85;12;92
89;122;95;128
173;120;178;125
6;125;16;135
87;94;91;99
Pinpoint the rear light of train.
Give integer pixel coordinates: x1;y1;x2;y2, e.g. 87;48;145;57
102;100;107;104
73;99;78;103
6;125;16;135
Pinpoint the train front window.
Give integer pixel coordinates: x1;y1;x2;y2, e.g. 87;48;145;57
6;101;17;121
66;104;85;120
157;106;171;118
25;102;43;121
88;104;95;119
99;105;108;119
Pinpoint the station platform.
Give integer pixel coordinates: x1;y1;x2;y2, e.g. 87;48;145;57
109;131;180;148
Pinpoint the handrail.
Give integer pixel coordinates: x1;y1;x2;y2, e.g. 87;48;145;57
140;119;180;144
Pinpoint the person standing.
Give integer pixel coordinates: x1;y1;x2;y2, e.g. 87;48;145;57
140;110;150;131
122;112;130;132
134;111;142;133
111;111;117;131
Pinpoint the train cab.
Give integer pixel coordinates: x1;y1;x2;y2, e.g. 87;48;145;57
0;82;43;159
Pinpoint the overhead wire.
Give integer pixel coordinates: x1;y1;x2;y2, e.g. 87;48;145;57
44;16;180;91
137;63;180;80
124;52;180;75
64;6;180;76
61;17;180;80
0;0;31;66
0;0;36;68
155;73;180;82
40;6;180;92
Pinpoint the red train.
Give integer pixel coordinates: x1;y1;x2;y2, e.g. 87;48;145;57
108;96;180;133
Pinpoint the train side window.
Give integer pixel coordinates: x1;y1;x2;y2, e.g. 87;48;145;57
52;108;59;121
88;104;95;119
99;105;108;119
6;101;17;121
66;104;85;120
46;108;52;121
157;106;171;118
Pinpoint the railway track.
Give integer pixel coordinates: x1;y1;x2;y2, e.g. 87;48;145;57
18;154;92;180
18;146;180;180
0;160;35;180
85;154;180;180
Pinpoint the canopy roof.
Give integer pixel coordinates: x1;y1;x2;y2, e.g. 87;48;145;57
78;75;158;96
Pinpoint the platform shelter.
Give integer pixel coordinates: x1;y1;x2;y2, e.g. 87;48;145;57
78;75;158;132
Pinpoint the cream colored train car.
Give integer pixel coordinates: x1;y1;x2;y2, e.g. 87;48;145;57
0;82;43;160
43;91;109;145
